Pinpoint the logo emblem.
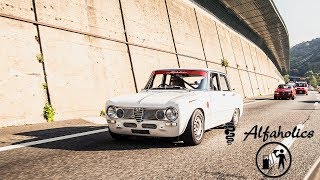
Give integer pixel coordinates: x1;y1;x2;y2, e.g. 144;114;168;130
256;142;292;178
133;108;144;122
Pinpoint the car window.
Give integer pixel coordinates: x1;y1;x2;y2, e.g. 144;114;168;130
146;70;208;90
151;74;163;89
210;73;219;91
219;74;230;91
278;84;288;89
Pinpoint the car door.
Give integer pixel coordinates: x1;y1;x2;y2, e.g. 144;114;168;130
218;73;235;124
207;72;225;128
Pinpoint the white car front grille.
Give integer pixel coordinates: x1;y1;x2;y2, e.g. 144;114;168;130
133;108;144;122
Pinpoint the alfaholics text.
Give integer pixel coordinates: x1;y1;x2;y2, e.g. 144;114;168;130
243;125;314;142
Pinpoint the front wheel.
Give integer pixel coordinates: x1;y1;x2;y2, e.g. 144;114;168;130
181;109;204;146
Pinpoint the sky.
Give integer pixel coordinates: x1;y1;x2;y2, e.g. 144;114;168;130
273;0;320;47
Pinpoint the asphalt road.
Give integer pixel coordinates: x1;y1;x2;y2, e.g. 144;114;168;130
0;92;319;179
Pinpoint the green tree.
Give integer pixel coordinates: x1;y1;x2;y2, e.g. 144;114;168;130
283;74;290;83
304;70;314;77
310;75;318;87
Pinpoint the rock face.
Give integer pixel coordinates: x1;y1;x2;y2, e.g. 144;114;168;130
290;38;320;76
0;0;284;127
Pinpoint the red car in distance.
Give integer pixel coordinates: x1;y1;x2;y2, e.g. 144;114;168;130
274;84;296;100
295;82;308;95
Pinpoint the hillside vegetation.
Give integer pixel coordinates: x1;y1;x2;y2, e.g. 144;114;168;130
290;38;320;76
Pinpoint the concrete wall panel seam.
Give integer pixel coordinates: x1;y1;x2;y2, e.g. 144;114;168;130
164;0;180;67
194;9;208;68
118;0;138;93
214;21;227;73
248;44;262;95
229;31;246;97
32;0;51;104
239;38;255;96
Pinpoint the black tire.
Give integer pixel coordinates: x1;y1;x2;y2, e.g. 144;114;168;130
181;109;204;146
274;96;277;100
109;130;129;141
292;96;295;100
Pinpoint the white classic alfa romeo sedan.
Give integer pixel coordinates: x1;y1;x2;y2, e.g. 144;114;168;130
106;68;243;145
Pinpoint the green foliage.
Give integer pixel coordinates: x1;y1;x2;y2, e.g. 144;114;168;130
290;38;320;76
283;74;290;83
36;53;44;63
221;58;229;67
303;71;319;87
100;110;106;117
310;75;318;87
43;103;55;122
304;70;314;77
42;83;47;90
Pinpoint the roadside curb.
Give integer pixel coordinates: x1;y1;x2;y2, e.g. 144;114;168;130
304;156;320;180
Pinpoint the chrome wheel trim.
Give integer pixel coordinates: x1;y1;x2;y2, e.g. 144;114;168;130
193;114;204;141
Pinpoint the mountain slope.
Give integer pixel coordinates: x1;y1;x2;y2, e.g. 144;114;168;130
290;38;320;76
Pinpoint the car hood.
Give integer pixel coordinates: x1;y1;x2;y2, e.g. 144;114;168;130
108;90;200;107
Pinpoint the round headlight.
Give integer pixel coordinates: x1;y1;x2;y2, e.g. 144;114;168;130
165;107;178;121
106;106;117;118
116;108;124;118
156;110;165;120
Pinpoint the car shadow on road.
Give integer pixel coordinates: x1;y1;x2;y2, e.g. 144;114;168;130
254;98;273;100
11;126;192;151
300;100;319;104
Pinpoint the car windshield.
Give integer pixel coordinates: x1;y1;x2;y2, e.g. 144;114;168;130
278;84;288;89
145;70;208;90
296;83;307;87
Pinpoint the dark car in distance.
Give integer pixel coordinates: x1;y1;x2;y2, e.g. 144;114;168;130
274;84;296;100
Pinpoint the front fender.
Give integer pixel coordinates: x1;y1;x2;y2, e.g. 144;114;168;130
176;100;209;136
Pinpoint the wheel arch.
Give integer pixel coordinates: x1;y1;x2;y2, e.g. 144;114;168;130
180;108;205;136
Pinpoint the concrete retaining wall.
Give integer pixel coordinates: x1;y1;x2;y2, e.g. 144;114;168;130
0;0;284;127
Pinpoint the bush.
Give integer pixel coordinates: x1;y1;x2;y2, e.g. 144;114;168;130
221;58;229;67
283;74;290;83
36;53;44;63
100;110;106;117
43;103;55;122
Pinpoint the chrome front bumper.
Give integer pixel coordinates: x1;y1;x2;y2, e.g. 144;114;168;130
107;119;180;137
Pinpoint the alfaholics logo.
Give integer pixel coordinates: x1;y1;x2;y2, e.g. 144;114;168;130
243;125;314;142
224;121;235;145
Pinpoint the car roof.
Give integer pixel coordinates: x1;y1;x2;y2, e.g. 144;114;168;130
154;68;225;75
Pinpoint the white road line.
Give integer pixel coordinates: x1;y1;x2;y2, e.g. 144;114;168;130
304;156;320;180
244;100;268;106
0;128;108;152
269;124;304;165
